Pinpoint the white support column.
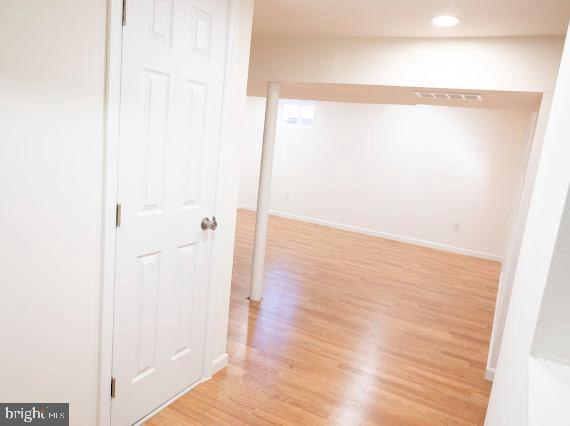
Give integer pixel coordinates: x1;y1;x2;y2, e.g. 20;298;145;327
250;82;280;301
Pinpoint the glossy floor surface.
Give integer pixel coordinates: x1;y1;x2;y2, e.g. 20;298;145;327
147;209;499;425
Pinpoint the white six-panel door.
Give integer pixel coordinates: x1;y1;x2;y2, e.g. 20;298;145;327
111;0;229;423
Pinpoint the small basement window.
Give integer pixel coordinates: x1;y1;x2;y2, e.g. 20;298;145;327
278;100;315;128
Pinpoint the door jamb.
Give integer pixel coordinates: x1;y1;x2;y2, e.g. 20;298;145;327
97;0;123;423
97;0;242;424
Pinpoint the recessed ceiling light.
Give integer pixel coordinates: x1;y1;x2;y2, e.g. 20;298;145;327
431;16;461;27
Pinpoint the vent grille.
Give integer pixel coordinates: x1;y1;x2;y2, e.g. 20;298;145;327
414;92;483;102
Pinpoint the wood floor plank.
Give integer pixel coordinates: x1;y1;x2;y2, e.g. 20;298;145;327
146;209;499;425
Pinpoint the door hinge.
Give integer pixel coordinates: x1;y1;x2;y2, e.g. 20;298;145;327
111;377;117;398
121;0;127;26
116;204;122;227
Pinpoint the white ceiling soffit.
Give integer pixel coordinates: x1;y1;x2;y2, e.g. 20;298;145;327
252;0;570;38
251;82;542;111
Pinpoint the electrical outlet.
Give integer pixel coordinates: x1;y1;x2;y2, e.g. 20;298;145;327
453;222;460;232
284;192;289;200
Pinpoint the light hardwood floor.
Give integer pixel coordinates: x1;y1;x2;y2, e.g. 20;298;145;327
147;209;499;425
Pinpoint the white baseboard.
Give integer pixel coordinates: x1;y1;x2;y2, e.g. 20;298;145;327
238;204;502;262
485;367;495;382
211;352;229;374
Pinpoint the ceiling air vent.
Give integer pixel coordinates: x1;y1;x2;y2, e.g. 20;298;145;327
414;92;483;101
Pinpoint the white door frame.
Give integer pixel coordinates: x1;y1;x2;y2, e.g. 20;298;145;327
97;0;243;423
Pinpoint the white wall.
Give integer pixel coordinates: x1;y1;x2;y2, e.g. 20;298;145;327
240;98;530;259
0;0;107;423
485;26;570;426
529;357;570;425
532;187;570;363
204;0;254;377
486;105;543;378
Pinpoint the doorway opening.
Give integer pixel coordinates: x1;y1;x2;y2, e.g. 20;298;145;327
229;82;542;422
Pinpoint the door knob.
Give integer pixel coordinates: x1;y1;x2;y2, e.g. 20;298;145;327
201;216;218;231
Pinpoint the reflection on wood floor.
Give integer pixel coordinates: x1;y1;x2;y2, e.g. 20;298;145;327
147;209;499;425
